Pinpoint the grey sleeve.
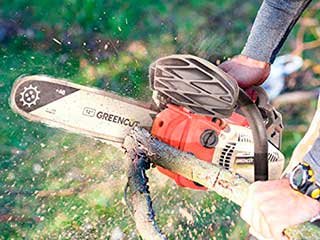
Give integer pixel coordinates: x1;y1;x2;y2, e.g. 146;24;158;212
242;0;312;63
304;137;320;184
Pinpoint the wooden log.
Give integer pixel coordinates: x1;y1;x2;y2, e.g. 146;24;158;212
122;127;320;240
124;149;167;240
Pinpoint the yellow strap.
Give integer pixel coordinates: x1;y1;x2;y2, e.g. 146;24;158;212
311;188;320;199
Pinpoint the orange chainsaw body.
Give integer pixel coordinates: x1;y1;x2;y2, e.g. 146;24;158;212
151;104;248;190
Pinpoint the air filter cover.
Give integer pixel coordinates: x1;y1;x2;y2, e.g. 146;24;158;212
150;55;239;118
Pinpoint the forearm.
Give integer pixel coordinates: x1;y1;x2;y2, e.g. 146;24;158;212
304;137;320;184
242;0;312;63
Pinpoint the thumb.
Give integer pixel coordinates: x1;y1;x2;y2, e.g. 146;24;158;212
219;60;233;72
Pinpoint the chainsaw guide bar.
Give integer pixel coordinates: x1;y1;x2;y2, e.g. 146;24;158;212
10;75;156;146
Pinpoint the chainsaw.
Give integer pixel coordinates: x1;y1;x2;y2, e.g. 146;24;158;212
10;54;284;188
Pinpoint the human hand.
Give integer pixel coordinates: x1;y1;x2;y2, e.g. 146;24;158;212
241;178;320;240
219;55;270;89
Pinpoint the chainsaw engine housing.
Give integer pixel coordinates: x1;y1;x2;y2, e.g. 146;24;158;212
151;104;284;190
149;54;239;118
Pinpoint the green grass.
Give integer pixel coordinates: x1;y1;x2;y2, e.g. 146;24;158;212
0;0;319;239
0;36;249;240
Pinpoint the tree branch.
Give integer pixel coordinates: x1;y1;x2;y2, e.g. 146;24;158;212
124;146;167;240
272;89;319;108
0;214;41;223
123;127;320;240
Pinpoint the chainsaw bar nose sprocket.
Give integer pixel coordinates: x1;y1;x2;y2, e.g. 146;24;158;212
19;84;41;108
149;55;239;118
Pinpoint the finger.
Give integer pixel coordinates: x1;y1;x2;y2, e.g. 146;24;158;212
240;197;254;225
240;181;278;225
261;214;288;240
246;183;275;239
250;201;272;239
258;212;273;239
240;182;256;224
256;204;289;240
249;227;273;240
219;61;232;71
240;181;273;224
270;224;287;240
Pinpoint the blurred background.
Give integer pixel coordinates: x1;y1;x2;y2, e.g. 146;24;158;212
0;0;319;239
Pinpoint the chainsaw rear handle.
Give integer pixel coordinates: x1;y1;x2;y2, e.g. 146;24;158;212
238;89;269;181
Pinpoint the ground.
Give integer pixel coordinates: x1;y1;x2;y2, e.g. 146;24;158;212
0;1;319;239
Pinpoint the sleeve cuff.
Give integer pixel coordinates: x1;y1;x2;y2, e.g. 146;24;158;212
303;138;320;184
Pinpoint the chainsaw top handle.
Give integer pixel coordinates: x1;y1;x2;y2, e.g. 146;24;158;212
237;89;269;181
150;54;269;181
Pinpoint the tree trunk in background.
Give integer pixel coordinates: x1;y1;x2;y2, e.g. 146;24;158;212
283;94;320;175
